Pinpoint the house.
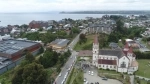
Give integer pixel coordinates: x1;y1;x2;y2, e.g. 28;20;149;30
92;35;138;74
78;50;92;60
48;39;70;51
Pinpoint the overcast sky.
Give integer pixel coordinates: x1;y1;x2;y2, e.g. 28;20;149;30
0;0;150;13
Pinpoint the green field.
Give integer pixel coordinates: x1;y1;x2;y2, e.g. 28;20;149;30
74;35;94;50
136;59;150;78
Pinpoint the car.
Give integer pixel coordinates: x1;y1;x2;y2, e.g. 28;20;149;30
91;83;94;84
68;67;71;71
84;78;87;82
102;77;108;80
85;81;89;84
88;71;91;75
95;82;99;84
91;71;94;75
59;73;62;77
61;80;64;84
64;74;67;79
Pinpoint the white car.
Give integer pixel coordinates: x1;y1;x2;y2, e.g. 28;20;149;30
59;73;62;77
61;80;64;84
85;81;89;84
88;71;91;75
91;71;94;75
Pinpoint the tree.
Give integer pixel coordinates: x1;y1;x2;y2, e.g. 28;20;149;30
25;52;35;63
39;46;44;54
12;67;24;84
72;28;80;34
12;63;48;84
147;80;150;84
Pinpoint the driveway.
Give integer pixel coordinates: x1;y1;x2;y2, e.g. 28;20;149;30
83;66;123;84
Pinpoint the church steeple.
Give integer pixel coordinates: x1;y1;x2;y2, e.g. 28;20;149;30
93;34;98;44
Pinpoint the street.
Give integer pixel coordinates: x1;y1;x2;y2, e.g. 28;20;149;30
54;29;87;84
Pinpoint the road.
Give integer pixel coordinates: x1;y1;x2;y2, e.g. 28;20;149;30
54;29;87;84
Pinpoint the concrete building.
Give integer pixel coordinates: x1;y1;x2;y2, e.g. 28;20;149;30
92;35;138;74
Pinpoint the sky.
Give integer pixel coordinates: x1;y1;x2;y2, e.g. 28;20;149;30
0;0;150;13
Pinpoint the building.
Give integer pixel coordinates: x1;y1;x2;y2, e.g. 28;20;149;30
78;50;92;60
48;39;70;51
29;20;49;29
0;39;41;61
92;35;138;74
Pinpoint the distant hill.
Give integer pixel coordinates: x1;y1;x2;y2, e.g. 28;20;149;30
60;11;150;14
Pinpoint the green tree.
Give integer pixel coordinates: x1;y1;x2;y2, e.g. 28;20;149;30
12;67;24;84
25;52;35;63
22;63;48;84
72;28;80;34
12;63;48;84
147;80;150;84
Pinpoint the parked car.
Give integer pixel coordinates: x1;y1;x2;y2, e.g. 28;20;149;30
91;71;94;76
102;77;108;80
59;73;62;77
85;81;89;84
88;71;91;75
84;78;87;82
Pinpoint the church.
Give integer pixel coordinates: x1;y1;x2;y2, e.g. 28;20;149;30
92;35;138;74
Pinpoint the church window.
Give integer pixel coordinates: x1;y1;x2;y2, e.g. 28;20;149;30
121;62;126;68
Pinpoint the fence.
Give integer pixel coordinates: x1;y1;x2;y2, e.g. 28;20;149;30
0;48;40;75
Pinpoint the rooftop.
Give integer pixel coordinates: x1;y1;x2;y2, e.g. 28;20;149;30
50;39;70;47
78;50;92;56
0;39;38;54
99;49;124;58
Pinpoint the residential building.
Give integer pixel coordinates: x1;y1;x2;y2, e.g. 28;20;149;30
48;39;70;51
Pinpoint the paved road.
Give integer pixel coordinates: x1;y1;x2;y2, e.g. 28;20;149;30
130;75;134;84
83;66;122;84
54;29;87;84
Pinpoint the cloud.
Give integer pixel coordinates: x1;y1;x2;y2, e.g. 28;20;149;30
0;0;150;13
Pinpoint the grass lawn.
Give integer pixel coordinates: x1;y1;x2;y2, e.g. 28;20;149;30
74;35;94;51
136;59;150;78
98;69;119;75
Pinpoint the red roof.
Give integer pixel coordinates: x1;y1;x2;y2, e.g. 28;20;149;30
128;47;133;53
98;59;117;65
93;35;98;44
124;43;129;49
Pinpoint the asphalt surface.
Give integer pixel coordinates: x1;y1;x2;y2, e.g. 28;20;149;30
54;29;87;84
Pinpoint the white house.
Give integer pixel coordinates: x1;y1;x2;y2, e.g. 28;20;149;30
92;35;138;74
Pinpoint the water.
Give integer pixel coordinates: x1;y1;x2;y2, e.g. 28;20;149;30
0;13;104;26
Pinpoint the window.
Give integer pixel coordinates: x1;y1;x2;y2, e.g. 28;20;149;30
103;65;104;67
110;66;112;68
114;66;116;68
120;62;126;68
99;65;101;67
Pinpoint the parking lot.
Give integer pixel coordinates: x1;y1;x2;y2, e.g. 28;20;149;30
82;62;123;84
